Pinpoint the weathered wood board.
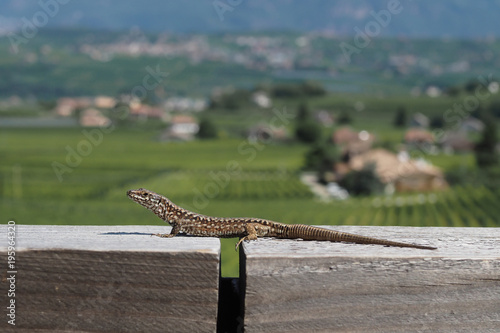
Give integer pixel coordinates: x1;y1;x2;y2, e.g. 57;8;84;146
241;226;500;333
1;225;220;333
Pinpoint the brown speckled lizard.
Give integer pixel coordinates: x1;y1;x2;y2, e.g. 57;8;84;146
127;188;437;250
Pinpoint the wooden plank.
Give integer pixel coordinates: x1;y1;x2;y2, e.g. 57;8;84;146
1;225;220;333
241;226;500;333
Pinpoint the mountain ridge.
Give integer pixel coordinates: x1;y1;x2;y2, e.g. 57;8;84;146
1;0;500;38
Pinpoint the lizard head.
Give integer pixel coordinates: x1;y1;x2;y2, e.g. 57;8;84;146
127;188;180;223
127;188;162;210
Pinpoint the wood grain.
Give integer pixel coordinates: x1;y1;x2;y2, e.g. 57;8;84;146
241;226;500;333
1;225;220;333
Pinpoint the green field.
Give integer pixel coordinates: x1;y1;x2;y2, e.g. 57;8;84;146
1;128;499;276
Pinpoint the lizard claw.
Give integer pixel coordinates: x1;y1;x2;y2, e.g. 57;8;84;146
153;233;174;238
235;234;258;251
235;237;245;251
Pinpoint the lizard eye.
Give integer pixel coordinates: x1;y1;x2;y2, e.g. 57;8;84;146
142;192;148;197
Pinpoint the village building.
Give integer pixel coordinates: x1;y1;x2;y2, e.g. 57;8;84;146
252;92;272;108
404;128;435;145
55;97;93;117
333;127;375;158
460;117;484;133
129;104;166;120
439;131;473;154
159;115;199;141
163;97;208;112
94;96;116;109
347;149;448;193
79;108;111;127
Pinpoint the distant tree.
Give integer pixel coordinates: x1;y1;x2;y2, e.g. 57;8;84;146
270;81;326;98
430;115;445;129
483;166;500;191
489;101;500;118
271;84;301;98
209;89;250;110
303;140;339;183
38;100;56;111
196;117;218;139
295;103;321;143
339;163;384;196
300;81;326;96
464;79;483;94
445;166;475;187
296;102;310;122
296;122;321;143
110;103;131;126
445;86;460;97
470;105;485;120
337;110;352;125
393;106;407;128
474;113;498;168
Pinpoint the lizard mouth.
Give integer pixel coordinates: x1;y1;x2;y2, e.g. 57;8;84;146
126;189;142;201
127;188;153;203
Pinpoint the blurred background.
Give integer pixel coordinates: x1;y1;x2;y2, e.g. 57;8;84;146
1;0;500;276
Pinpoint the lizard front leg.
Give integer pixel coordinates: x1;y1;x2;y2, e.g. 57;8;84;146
153;224;180;238
235;223;259;250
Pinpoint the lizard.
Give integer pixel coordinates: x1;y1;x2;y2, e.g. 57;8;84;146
127;188;437;250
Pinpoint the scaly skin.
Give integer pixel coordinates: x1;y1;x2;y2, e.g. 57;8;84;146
127;188;437;250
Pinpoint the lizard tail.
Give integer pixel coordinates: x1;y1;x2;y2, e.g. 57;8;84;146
282;224;437;250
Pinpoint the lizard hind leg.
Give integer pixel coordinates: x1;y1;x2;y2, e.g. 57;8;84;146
235;224;259;250
153;225;180;238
